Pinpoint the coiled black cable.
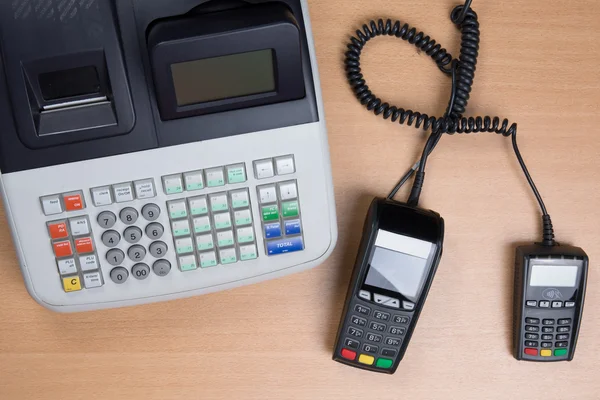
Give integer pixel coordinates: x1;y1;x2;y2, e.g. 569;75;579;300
344;3;557;246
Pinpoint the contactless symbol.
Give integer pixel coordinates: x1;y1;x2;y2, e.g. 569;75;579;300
542;288;564;300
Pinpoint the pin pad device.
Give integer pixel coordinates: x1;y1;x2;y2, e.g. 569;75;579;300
0;0;337;312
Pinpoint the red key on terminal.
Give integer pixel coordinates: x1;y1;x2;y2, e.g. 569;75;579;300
64;193;84;211
75;237;94;254
341;348;357;361
48;222;68;239
53;241;73;258
524;348;538;356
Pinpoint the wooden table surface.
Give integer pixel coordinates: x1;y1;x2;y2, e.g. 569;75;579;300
1;1;599;399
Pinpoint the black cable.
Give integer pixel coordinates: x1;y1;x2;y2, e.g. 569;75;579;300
345;3;557;246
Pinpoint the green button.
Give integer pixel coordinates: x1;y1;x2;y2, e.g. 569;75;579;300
211;203;228;212
282;201;299;218
190;206;208;215
215;220;232;230
170;210;187;219
554;349;568;357
235;215;252;226
238;234;254;244
218;238;234;247
241;251;257;261
375;358;393;369
261;205;279;222
232;198;249;208
197;241;214;251
166;186;183;195
227;166;246;184
173;228;190;237
176;244;193;254
180;262;197;271
207;179;225;187
200;258;217;268
221;255;237;264
186;182;203;191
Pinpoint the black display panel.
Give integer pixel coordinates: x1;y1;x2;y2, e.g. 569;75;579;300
171;49;276;106
39;66;101;101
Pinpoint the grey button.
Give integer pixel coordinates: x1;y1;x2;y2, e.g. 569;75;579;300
110;267;129;284
539;301;550;308
552;301;563;308
142;203;161;221
389;326;406;336
101;230;121;247
124;226;143;244
541;342;552;348
565;301;576;308
526;300;537;307
358;290;371;301
128;245;146;262
149;241;168;258
374;294;400;308
145;223;164;240
106;249;125;266
527;333;540;340
97;211;117;229
120;207;139;225
541;334;552;340
362;344;379;354
350;315;367;327
369;321;386;332
385;337;402;347
152;259;171;277
131;263;150;280
402;301;415;310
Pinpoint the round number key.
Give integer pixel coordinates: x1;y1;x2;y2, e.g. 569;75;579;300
145;223;164;240
97;211;117;229
106;249;125;266
153;259;171;277
128;245;146;262
101;230;121;248
124;226;143;244
131;263;150;280
120;207;139;225
110;267;129;284
142;203;161;221
149;241;168;258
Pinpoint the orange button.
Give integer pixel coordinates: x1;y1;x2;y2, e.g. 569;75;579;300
64;193;84;211
75;237;94;254
48;222;68;239
53;241;73;258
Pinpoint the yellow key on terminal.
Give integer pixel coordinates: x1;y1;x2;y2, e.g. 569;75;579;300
62;276;82;292
358;354;375;365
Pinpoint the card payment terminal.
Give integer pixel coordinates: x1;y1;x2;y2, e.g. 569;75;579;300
0;0;337;312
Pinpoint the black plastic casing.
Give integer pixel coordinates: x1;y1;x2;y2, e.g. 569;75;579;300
513;244;589;361
332;198;444;374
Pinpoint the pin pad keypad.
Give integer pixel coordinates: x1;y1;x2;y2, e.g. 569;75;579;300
522;300;575;358
40;155;306;293
338;300;411;370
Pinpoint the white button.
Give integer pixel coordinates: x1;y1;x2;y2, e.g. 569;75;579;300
79;254;99;272
209;193;229;211
239;243;258;261
275;155;295;175
374;294;400;308
184;170;204;191
402;301;415;310
254;159;274;179
279;181;298;200
359;290;371;301
199;251;218;268
192;216;211;233
178;254;198;271
90;187;112;206
236;226;255;243
219;247;237;264
175;237;194;254
552;301;563;308
41;195;63;215
69;217;90;236
213;212;232;229
226;163;247;184
134;179;156;199
234;209;252;226
162;174;184;195
258;185;277;204
565;302;576;308
205;167;225;187
57;258;77;275
172;219;191;237
230;189;250;209
195;234;214;251
216;230;234;247
167;199;188;219
83;271;103;288
113;182;134;203
188;196;208;215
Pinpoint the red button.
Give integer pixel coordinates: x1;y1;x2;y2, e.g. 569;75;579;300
524;348;538;356
75;237;94;254
64;193;84;211
341;348;357;361
53;241;73;258
48;222;68;239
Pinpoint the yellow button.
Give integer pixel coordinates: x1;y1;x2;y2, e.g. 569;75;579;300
540;349;552;357
62;276;82;292
358;354;375;365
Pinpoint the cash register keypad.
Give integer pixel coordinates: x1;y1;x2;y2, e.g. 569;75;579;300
40;157;303;293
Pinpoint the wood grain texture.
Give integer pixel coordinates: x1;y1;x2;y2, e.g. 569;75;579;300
1;1;599;399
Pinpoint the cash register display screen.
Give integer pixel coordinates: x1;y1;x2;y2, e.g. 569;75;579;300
364;230;433;302
171;49;276;106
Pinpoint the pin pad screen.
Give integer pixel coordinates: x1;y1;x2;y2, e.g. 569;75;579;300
170;49;276;106
363;230;434;302
529;265;578;287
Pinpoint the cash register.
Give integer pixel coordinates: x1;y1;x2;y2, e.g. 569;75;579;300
0;0;337;312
